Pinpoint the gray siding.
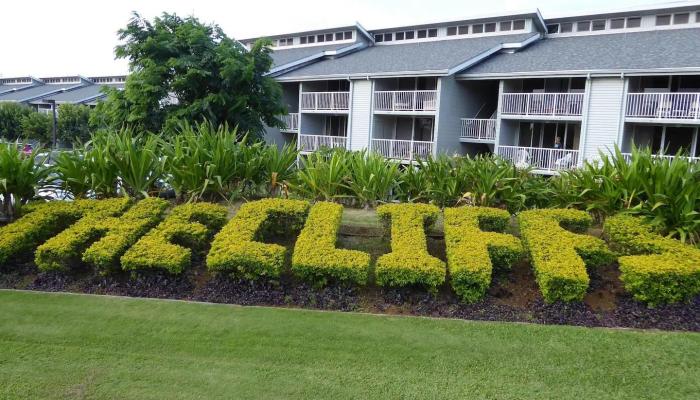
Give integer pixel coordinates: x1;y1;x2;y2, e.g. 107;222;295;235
350;79;372;151
582;77;625;161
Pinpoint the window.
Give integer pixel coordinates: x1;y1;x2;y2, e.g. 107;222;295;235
500;21;512;31
513;20;525;30
472;24;484;33
626;17;641;28
592;19;606;30
344;31;352;40
577;21;591;31
405;31;415;39
674;13;689;24
697;12;700;23
308;35;315;43
458;25;469;34
610;18;625;29
656;14;671;25
417;29;427;38
335;32;344;40
317;34;325;42
428;28;438;37
300;36;307;44
447;26;457;36
560;22;573;32
396;31;405;40
326;33;333;41
384;33;393;41
484;23;496;32
547;24;559;34
374;34;383;42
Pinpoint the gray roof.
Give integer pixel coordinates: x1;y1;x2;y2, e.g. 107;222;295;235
271;43;355;68
30;83;123;104
462;28;700;77
0;83;83;102
276;33;535;79
0;83;35;95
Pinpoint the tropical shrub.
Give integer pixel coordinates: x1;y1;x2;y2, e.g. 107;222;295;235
207;199;309;279
0;201;82;265
121;202;228;274
375;203;445;291
0;102;32;141
0;142;52;218
443;207;523;303
292;202;371;285
346;151;400;208
518;209;615;303
20;112;53;144
260;142;298;197
102;129;164;198
293;150;350;201
603;214;700;306
56;104;92;144
35;198;132;271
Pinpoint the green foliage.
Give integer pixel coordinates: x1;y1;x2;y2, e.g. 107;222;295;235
603;214;700;306
375;203;445;291
101;129;164;198
293;150;351;201
346;151;400;208
20;112;53;144
518;209;615;303
292;202;371;286
57;104;91;144
207;199;309;279
34;198;132;271
260;142;298;197
101;12;284;136
0;201;82;265
444;207;523;303
0;142;52;218
0;102;32;141
121;202;227;274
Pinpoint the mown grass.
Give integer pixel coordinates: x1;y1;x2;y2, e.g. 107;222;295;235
0;290;698;399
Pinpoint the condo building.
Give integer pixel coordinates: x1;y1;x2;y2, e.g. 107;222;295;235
245;2;700;173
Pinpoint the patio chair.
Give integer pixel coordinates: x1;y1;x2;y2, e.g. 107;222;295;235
554;152;573;169
515;149;530;169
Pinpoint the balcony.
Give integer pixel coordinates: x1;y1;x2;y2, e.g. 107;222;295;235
280;113;299;133
298;134;347;153
497;145;579;173
374;90;438;113
626;93;700;122
460;118;496;142
371;139;434;161
501;93;584;119
620;153;700;163
300;92;350;112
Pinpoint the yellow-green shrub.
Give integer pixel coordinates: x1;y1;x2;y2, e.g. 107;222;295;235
375;203;445;291
121;202;228;274
207;199;310;279
34;198;132;271
518;209;614;303
444;207;523;303
0;201;83;265
292;202;370;285
82;198;170;271
604;214;700;306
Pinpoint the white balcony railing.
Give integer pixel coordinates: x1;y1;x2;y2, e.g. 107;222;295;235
501;93;584;117
497;145;579;172
300;92;350;111
460;118;496;141
626;93;700;120
371;139;434;161
280;113;299;133
620;152;700;163
374;90;438;112
298;134;347;152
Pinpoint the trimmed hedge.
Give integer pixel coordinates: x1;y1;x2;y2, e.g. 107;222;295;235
292;202;371;286
375;203;445;291
0;201;83;265
82;198;170;271
207;199;310;279
604;214;700;306
34;198;132;271
518;209;614;303
121;202;228;274
444;207;523;303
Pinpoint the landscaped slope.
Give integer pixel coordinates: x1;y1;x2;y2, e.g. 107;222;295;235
0;291;698;400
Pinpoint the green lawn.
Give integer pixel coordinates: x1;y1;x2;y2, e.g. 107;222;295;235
0;291;698;400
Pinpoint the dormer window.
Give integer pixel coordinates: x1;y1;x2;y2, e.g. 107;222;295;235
374;34;383;42
626;17;641;28
335;32;343;40
592;19;606;30
472;24;484;33
560;22;573;32
427;28;438;37
673;13;689;24
484;23;496;32
405;31;415;39
610;18;625;29
500;21;512;31
513;20;525;30
547;24;559;34
656;15;671;26
447;26;457;36
396;32;405;40
577;21;591;31
458;25;469;34
417;29;427;38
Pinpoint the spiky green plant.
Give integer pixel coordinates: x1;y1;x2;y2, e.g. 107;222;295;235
346;150;400;208
102;129;164;198
292;149;350;201
0;142;52;219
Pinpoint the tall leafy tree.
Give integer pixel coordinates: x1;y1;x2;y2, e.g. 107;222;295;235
100;12;285;138
57;104;91;144
0;103;32;141
20;112;53;144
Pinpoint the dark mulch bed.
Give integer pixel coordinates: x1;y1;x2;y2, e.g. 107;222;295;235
2;248;698;332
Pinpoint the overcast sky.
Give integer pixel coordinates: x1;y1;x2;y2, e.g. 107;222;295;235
1;0;672;77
